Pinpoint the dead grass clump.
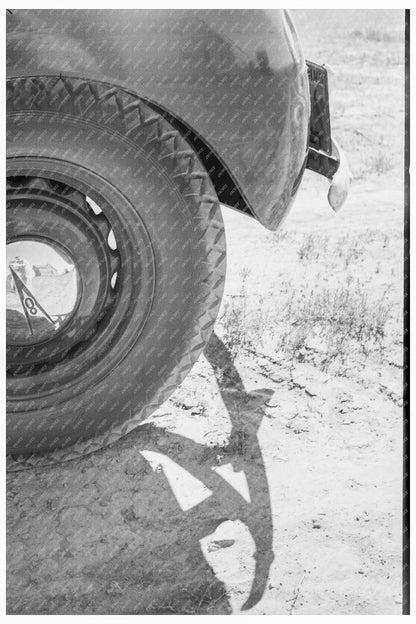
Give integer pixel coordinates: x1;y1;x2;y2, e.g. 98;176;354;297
335;235;365;268
220;297;271;361
364;28;394;43
310;285;388;342
354;152;394;180
350;28;395;42
368;152;394;176
273;229;291;245
298;233;371;270
220;275;394;373
298;234;319;261
276;280;392;371
220;299;247;360
220;268;271;360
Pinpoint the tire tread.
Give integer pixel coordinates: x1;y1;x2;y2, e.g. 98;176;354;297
7;76;226;466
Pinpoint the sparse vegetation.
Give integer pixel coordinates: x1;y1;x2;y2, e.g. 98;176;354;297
368;152;394;176
219;225;401;376
220;295;270;361
220;267;271;360
273;229;292;245
335;236;364;269
298;234;318;261
220;299;247;360
350;27;396;42
364;28;394;43
276;280;392;371
219;276;395;374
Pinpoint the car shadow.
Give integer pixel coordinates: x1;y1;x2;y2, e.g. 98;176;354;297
129;331;275;612
203;332;275;611
7;332;275;615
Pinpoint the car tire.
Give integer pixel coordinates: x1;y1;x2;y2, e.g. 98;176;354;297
6;76;226;456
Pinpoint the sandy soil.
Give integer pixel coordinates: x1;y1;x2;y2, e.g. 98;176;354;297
6;9;405;616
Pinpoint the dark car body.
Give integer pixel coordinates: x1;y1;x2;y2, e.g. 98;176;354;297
6;8;347;231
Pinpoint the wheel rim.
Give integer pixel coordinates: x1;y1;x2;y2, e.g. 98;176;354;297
7;159;156;402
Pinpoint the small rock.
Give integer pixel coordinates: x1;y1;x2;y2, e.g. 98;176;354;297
305;385;318;397
268;374;287;384
178;397;196;410
208;539;235;552
339;393;353;403
265;399;279;408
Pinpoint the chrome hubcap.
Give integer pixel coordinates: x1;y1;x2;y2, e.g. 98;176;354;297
7;239;80;344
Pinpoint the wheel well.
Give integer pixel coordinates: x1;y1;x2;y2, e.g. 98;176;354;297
145;101;253;217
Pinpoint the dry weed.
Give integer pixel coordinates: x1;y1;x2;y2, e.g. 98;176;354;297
276;279;393;372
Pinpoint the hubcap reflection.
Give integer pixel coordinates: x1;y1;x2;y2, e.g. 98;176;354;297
6;240;79;344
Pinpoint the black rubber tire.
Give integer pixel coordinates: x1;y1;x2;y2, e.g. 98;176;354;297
6;76;226;456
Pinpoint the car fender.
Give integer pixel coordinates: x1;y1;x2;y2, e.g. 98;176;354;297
7;9;310;230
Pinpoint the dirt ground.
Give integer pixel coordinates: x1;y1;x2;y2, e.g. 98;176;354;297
6;10;405;615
